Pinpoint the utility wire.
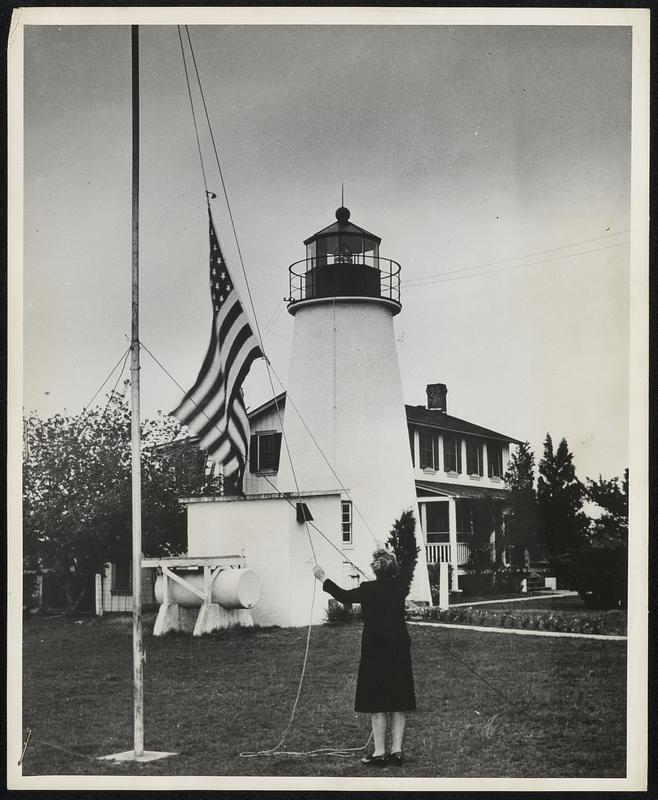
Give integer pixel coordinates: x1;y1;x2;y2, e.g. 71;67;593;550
403;229;630;286
404;240;629;290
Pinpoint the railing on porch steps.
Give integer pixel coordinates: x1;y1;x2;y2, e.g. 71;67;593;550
425;542;471;566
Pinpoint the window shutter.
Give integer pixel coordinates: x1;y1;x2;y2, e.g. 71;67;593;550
432;436;439;470
272;432;282;471
249;434;258;473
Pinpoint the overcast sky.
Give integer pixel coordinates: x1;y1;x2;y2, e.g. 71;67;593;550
22;20;633;482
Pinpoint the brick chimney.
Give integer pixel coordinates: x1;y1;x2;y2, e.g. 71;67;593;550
426;383;447;413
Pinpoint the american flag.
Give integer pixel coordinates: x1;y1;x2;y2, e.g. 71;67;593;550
172;210;263;480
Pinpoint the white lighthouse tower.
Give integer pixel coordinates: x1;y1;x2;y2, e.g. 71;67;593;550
277;206;431;603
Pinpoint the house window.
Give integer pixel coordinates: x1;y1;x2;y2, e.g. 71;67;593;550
466;440;484;476
112;558;132;593
443;435;462;473
419;430;440;470
341;501;353;544
488;443;503;478
408;426;415;467
249;431;282;473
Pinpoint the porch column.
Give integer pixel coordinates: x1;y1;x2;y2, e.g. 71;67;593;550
419;502;427;549
448;497;458;590
482;441;489;480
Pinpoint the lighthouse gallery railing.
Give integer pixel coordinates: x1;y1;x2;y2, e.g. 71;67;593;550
288;254;401;306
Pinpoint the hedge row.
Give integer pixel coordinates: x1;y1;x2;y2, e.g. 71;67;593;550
409;605;627;636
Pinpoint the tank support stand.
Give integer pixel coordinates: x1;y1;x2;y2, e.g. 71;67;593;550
142;555;258;636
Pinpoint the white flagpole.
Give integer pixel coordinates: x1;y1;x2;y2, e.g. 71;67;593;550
99;24;174;765
130;23;145;758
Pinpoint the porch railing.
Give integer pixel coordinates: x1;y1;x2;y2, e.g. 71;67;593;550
425;542;471;566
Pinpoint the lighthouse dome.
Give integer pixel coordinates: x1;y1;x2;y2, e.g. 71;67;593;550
335;205;350;224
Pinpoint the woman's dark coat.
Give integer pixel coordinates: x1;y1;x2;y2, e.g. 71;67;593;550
322;577;416;713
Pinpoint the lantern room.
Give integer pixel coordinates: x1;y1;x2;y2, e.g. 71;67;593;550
287;206;401;314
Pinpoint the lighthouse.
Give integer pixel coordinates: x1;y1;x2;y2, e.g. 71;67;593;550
277;206;432;603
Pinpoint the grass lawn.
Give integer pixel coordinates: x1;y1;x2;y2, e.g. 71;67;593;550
22;614;627;778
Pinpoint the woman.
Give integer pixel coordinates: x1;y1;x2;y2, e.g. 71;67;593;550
313;548;415;766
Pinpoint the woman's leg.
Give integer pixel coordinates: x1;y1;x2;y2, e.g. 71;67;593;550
371;712;387;755
390;711;406;753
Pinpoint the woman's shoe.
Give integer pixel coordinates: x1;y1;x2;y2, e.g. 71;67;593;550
389;751;404;766
360;753;389;766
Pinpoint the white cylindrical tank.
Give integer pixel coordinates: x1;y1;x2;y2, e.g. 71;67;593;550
154;568;261;609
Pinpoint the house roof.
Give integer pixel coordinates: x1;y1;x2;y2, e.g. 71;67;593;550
416;480;510;501
405;405;522;445
247;392;521;446
247;392;286;420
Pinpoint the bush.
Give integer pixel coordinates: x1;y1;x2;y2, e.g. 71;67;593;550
387;509;420;597
547;544;627;607
325;600;361;625
411;605;626;636
574;544;628;609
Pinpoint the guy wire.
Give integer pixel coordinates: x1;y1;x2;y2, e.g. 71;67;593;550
80;345;131;415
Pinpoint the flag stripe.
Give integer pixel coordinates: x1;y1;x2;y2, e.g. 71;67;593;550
194;342;261;442
173;293;239;422
177;300;260;428
201;386;250;458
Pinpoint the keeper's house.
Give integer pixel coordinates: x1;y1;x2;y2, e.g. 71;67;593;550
245;381;521;588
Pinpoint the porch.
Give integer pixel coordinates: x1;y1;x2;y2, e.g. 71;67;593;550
417;480;510;588
424;541;472;567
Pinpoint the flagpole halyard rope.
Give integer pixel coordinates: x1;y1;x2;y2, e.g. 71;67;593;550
182;26;318;567
181;26;383;559
177;26;210;199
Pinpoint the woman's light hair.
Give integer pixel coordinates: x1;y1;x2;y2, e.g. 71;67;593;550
371;548;398;578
